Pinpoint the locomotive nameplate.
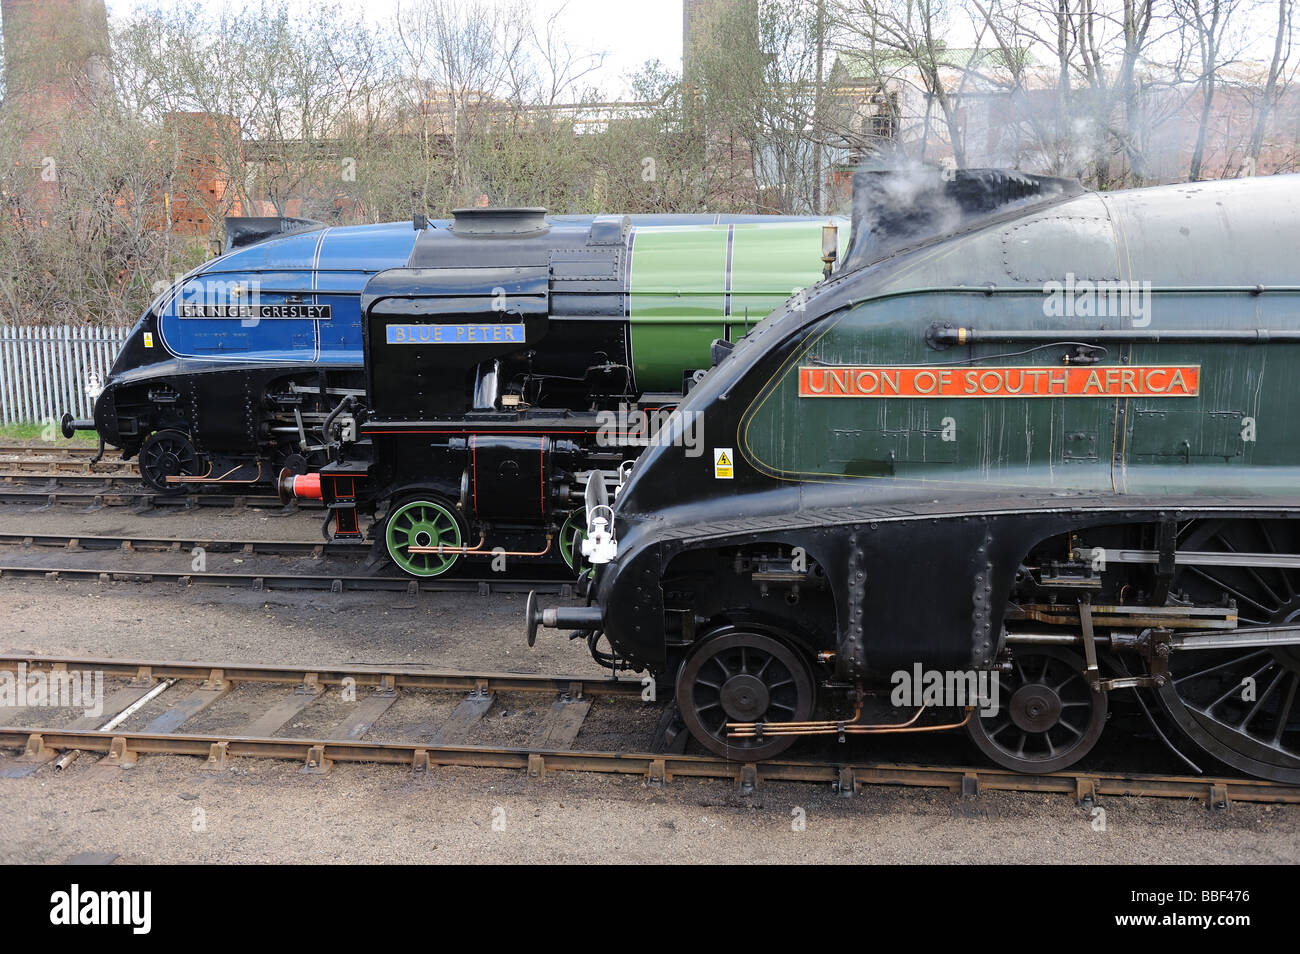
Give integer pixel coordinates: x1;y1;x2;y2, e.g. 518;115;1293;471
178;304;332;319
798;365;1199;398
385;323;525;344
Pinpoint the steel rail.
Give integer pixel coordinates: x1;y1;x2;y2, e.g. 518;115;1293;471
0;462;136;477
0;531;369;557
0;655;639;696
0;655;1296;806
0;445;110;459
0;726;1294;806
0;489;320;509
0;475;146;488
0;534;577;593
0;563;572;594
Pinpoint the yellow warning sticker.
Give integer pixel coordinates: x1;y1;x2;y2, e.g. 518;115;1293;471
713;448;733;479
143;332;154;348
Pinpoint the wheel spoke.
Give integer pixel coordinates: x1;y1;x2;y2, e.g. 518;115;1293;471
1271;672;1299;745
1238;667;1287;729
1174;650;1270;686
1204;660;1277;714
1212;532;1284;609
1254;520;1297;601
987;719;1013;739
1052;672;1082;693
1187;565;1274;618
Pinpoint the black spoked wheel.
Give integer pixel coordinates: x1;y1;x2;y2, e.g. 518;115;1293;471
676;630;815;761
138;429;203;494
1157;519;1300;783
967;646;1107;774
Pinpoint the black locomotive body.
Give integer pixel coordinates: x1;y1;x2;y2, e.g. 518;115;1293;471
297;208;841;576
529;169;1300;784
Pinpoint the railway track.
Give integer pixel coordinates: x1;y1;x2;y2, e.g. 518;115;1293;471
0;446;296;505
0;530;365;556
0;530;573;594
0;463;137;479
0;444;136;479
0;487;317;509
0;444;109;459
1;654;1296;807
0;474;144;489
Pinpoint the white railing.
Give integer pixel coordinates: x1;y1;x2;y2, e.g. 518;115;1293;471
0;325;129;426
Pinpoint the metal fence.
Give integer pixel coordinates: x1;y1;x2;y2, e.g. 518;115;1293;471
0;325;128;426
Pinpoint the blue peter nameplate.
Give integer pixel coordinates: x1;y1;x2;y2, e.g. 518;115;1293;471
386;323;525;344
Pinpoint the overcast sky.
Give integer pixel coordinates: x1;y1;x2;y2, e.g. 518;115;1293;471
106;0;686;97
99;0;1289;96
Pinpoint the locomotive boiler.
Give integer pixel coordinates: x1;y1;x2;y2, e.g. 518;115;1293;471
289;208;846;576
62;212;828;492
528;168;1300;785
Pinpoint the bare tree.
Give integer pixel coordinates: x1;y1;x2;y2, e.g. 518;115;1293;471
833;0;980;167
1173;0;1249;179
1246;0;1296;170
690;0;860;212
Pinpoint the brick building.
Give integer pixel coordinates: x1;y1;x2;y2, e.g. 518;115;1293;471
1;0;113;207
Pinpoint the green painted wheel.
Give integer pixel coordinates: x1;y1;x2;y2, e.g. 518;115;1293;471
559;509;587;571
385;498;463;578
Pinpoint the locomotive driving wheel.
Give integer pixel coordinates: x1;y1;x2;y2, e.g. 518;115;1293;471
138;429;203;494
1157;519;1300;783
384;498;464;578
558;509;587;571
967;646;1107;774
676;629;816;761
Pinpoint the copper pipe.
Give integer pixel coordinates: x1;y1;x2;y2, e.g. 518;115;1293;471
728;707;863;731
726;706;973;738
408;534;553;558
406;532;487;556
795;709;973;736
167;462;265;485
